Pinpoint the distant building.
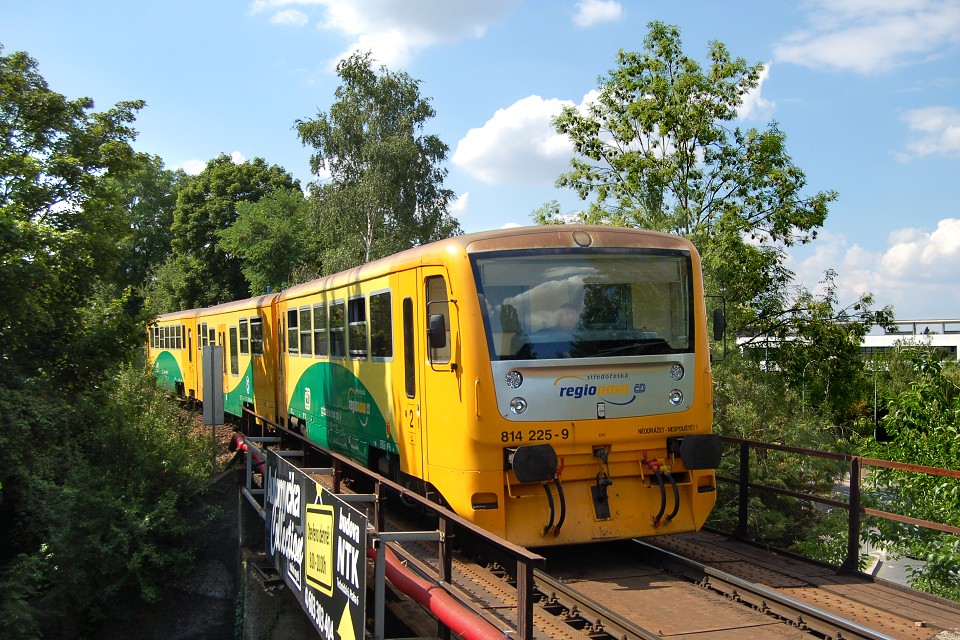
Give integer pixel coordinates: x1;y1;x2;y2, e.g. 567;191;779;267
736;319;960;363
861;319;960;362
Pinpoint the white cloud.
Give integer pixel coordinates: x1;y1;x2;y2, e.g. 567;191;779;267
572;0;622;28
789;219;960;318
773;0;960;74
181;159;208;175
250;0;515;68
270;9;308;26
899;106;960;159
737;63;775;121
452;95;579;186
449;192;469;219
177;151;248;175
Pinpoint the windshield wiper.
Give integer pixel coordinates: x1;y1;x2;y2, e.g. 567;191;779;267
591;338;671;357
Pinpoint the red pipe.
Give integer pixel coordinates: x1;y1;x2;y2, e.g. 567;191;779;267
229;432;265;475
366;546;506;640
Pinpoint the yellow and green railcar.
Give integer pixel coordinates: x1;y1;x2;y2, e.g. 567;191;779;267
195;295;279;422
148;309;200;400
275;225;722;547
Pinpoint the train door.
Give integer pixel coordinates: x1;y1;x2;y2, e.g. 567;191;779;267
218;325;228;416
398;270;424;481
184;324;197;399
419;269;460;485
277;308;288;426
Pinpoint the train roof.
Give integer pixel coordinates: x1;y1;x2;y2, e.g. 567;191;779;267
152;293;278;323
277;225;695;300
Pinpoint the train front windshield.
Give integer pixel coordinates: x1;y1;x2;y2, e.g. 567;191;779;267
474;250;694;361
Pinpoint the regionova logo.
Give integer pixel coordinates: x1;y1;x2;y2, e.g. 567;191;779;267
553;374;644;406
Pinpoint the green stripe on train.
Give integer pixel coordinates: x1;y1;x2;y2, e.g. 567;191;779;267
224;359;254;418
288;362;397;465
153;352;183;391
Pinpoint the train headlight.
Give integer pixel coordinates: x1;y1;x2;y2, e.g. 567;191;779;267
668;389;684;406
505;370;523;389
669;363;684;381
509;397;528;414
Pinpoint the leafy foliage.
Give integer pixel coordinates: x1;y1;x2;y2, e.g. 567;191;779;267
0;367;212;637
147;154;300;312
218;187;316;293
0;45;146;385
550;22;834;244
539;22;838;337
709;354;850;550
860;351;960;600
0;46;216;636
296;51;461;272
111;155;184;295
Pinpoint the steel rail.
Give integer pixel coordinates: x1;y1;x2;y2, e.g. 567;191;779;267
633;540;897;640
532;568;663;640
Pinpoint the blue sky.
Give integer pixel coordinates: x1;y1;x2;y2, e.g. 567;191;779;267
4;0;960;320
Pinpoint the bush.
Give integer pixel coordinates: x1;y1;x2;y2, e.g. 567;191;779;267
0;365;213;637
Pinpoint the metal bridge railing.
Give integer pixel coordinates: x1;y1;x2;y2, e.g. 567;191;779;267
239;407;546;640
716;435;960;573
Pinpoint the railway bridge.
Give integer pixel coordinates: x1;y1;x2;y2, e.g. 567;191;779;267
225;415;960;640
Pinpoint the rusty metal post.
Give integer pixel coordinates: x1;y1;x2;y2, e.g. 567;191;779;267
839;456;862;574
735;441;750;538
372;480;382;533
516;558;534;640
438;518;452;640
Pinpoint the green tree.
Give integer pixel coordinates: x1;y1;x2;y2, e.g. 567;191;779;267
149;154;299;312
218;187;317;293
739;270;893;428
112;154;184;294
0;367;212;637
0;47;214;636
860;352;960;600
296;51;460;272
0;45;146;384
541;22;836;333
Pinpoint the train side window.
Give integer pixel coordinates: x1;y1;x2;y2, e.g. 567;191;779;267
200;322;208;349
239;318;249;356
287;308;299;355
330;300;346;358
313;303;328;357
403;297;415;397
348;296;367;359
188;329;192;362
250;317;264;356
370;290;392;359
179;324;185;349
425;276;451;364
229;326;239;375
209;327;216;346
163;326;169;349
299;306;313;356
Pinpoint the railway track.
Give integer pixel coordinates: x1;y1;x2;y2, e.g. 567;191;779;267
385;530;960;640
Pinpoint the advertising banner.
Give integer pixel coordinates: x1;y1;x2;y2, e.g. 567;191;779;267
265;451;367;640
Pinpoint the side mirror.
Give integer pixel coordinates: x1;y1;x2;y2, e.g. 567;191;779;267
428;313;447;349
712;307;726;342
